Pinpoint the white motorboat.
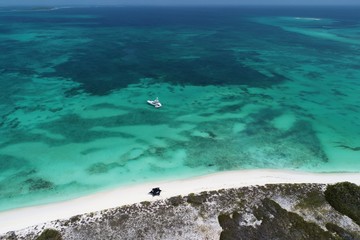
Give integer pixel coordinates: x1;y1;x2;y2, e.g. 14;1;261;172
147;97;162;108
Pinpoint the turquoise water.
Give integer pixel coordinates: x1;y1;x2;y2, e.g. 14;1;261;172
0;6;359;211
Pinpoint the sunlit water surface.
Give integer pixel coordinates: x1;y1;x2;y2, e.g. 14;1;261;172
0;6;359;211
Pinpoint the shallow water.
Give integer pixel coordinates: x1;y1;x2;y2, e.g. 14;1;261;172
0;6;359;211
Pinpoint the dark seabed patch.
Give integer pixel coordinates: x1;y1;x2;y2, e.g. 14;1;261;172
0;155;28;171
25;178;54;191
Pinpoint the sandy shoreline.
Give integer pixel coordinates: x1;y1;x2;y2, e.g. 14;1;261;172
1;169;360;234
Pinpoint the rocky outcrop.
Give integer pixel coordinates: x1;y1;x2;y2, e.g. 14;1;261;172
1;183;359;240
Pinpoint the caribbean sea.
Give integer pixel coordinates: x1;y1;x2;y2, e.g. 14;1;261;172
0;6;359;211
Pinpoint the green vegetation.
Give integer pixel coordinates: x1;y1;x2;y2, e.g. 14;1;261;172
219;198;338;240
186;192;209;206
325;182;360;226
36;229;62;240
167;195;184;207
296;188;326;209
70;215;81;223
140;201;151;207
218;212;242;240
326;222;359;240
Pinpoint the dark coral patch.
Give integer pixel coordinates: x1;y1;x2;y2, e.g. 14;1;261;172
25;178;54;191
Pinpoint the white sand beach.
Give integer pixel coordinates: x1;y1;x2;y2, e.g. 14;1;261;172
1;169;359;234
